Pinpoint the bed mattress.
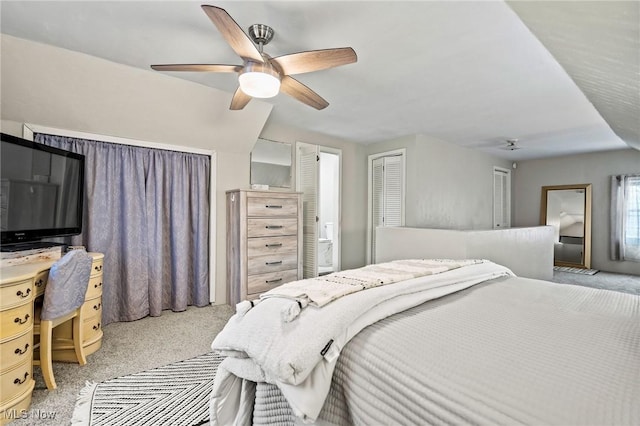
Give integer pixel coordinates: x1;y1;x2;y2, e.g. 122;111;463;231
250;276;640;425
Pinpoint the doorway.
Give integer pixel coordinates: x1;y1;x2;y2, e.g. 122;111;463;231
367;149;406;264
296;142;341;278
318;151;340;275
493;167;511;229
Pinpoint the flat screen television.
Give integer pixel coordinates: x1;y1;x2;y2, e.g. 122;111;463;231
1;133;85;248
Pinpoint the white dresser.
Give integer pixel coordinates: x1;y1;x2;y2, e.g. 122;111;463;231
226;190;302;306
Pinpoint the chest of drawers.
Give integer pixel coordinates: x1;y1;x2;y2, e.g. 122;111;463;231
226;190;302;306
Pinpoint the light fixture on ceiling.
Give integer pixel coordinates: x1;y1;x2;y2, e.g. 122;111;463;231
237;24;281;98
503;139;521;151
238;60;281;98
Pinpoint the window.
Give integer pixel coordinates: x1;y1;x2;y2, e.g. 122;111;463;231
611;174;640;261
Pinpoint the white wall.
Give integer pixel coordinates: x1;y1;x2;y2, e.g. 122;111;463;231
513;148;640;275
367;134;513;230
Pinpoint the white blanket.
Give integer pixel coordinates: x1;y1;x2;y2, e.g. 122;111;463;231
210;260;514;423
256;258;484;321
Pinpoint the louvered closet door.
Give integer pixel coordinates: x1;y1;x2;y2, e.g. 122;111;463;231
493;168;511;229
296;143;319;278
371;158;384;260
383;156;403;227
371;155;404;263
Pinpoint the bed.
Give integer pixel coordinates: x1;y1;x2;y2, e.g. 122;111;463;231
209;227;640;425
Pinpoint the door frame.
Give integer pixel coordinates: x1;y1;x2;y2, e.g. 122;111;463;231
366;148;406;264
319;146;342;273
493;166;512;229
295;142;342;276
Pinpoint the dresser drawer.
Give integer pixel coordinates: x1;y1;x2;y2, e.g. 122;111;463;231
0;279;32;310
81;296;102;320
85;274;103;299
83;316;102;343
248;253;299;275
0;332;32;372
247;236;297;257
247;197;298;217
34;270;48;297
247;218;298;238
247;269;299;296
91;258;104;276
1;304;32;339
0;358;32;403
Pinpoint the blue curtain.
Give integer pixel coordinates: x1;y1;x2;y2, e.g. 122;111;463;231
36;134;210;324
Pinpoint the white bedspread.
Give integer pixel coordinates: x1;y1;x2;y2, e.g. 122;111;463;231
210;260;514;423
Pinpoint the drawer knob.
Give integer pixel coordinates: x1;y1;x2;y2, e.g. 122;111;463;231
266;278;283;284
95;282;103;288
265;205;283;209
265;243;283;248
14;372;29;385
94;265;103;272
14;343;29;355
35;279;44;288
93;323;101;331
16;288;31;298
265;261;283;266
265;225;283;230
93;303;102;310
14;314;30;325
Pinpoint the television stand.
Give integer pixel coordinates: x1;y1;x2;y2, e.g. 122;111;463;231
0;241;66;252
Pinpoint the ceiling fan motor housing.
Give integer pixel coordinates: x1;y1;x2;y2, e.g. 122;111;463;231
249;24;274;47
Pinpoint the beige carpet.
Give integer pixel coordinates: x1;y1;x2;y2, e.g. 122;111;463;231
11;304;233;426
551;270;640;296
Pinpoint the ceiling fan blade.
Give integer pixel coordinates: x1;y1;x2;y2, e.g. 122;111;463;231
271;48;357;75
201;5;263;63
280;76;329;110
150;64;242;73
230;87;252;110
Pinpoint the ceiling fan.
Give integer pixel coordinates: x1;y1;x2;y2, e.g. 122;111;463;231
501;139;522;151
151;5;357;111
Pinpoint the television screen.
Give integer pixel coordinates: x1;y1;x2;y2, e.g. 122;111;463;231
1;133;85;246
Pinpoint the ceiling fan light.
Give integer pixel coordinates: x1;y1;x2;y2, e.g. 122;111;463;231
239;61;281;98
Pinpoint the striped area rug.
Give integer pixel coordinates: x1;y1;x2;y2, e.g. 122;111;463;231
72;352;224;426
553;266;599;275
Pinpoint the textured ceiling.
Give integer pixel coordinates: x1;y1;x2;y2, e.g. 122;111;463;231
509;1;640;151
0;1;636;160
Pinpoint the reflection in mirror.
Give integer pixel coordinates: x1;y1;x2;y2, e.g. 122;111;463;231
541;184;592;268
250;138;292;188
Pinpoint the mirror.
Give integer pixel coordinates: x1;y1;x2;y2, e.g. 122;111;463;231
540;184;592;268
250;138;292;189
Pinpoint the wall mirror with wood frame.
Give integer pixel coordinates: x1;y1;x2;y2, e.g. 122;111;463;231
540;184;592;269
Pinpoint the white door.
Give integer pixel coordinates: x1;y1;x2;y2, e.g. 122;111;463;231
369;152;405;263
493;167;511;229
296;142;319;278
